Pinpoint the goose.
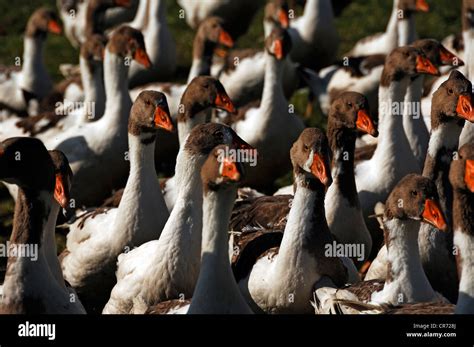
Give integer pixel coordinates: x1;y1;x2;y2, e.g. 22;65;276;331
286;0;338;71
229;27;305;189
314;174;449;314
231;128;356;314
128;0;177;87
0;137;85;314
60;91;173;313
161;75;236;211
45;25;151;207
403;39;463;169
129;16;234;117
325;92;378;265
0;34;108;141
0;8;61;117
347;0;429;57
366;71;474;303
355;46;439;253
102;123;253;314
215;1;299;107
449;142;474;314
460;0;474;147
177;0;262;40
151;145;253;314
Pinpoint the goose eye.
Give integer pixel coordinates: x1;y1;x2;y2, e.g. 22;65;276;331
411;190;418;197
448;88;454;95
304;144;309;151
145;100;151;106
347;102;353;108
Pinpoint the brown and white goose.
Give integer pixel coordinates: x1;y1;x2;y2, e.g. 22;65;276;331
450;142;474;314
102;123;253;314
128;0;177;87
60;91;173;313
314;174;448;314
366;71;474;303
0;137;85;314
45;25;151;207
0;8;61;116
355;46;439;249
232;128;352;314
404;39;463;169
0;34;108;141
325;92;378;264
230;27;304;189
187;145;252;314
129;16;234;117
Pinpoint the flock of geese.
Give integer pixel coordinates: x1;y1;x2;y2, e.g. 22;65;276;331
0;0;473;315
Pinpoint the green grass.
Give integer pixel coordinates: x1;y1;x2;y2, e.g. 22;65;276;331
0;0;463;233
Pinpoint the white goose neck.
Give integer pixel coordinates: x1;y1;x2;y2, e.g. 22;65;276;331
187;58;210;83
427;121;462;160
79;56;105;121
385;0;400;41
174;150;205;198
299;0;334;35
260;51;285;117
454;229;474;313
177;112;208;147
20;36;50;94
375;218;435;304
462;29;474;80
397;15;416;46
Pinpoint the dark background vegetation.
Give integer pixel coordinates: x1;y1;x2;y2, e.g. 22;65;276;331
0;0;463;253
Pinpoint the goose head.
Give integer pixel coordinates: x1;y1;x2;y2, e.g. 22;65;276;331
432;70;474;124
26;7;62;37
264;0;290;29
108;25;151;68
184;123;254;158
179;76;236;118
290;128;332;188
329;92;378;137
265;27;292;61
201;145;245;192
194;16;234;58
411;39;464;67
0;138;55;193
381;46;439;85
450;143;474;193
129;90;173;134
385;174;447;231
462;0;474;31
49;150;73;209
398;0;430;15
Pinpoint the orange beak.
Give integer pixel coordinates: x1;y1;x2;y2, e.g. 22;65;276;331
356;109;378;137
416;55;439;76
214;92;236;114
416;0;430;12
222;159;241;181
422;199;447;231
134;48;152;68
154;106;173;132
114;0;132;7
310;153;331;187
456;94;474;122
54;174;70;209
48;20;62;34
439;46;463;66
274;39;284;60
465;159;474;193
218;30;234;48
278;8;290;28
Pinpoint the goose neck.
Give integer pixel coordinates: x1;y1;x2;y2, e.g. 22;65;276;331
299;0;334;35
397;15;416;46
79;56;105;121
260;51;285;114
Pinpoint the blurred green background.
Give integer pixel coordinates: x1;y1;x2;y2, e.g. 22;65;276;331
0;0;463;254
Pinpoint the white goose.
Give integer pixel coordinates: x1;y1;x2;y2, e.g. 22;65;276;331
103;123;253;314
60;91;174;313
